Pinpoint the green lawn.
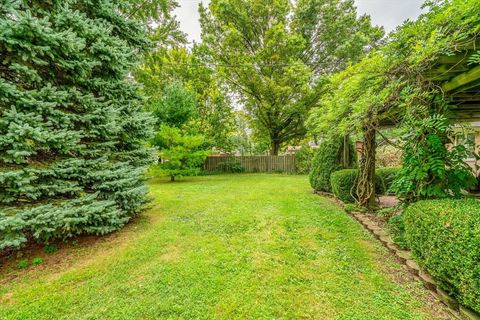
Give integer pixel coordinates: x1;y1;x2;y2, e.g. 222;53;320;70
0;175;448;319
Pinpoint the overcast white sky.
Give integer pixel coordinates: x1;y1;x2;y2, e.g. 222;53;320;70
174;0;425;44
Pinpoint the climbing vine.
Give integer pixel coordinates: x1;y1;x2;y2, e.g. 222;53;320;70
307;0;480;208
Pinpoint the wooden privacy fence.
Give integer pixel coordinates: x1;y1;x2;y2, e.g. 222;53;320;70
204;155;297;174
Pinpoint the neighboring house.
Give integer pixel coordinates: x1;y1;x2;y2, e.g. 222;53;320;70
285;146;302;155
285;141;320;155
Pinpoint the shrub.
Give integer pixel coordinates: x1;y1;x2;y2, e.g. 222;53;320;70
44;244;57;254
218;159;245;173
309;137;356;192
330;169;394;203
154;125;210;181
376;167;401;195
393;112;477;202
330;169;358;203
404;199;480;313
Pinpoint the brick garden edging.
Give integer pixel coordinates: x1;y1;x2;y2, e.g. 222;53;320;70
350;212;480;320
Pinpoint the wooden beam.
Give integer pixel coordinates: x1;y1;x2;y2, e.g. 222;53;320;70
442;65;480;93
437;54;469;65
425;64;469;80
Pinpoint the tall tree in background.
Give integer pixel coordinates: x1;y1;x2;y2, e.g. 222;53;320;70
199;0;383;155
136;46;236;152
126;0;187;48
293;0;384;75
0;0;154;250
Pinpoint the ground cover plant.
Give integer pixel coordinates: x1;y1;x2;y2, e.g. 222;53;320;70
0;175;450;319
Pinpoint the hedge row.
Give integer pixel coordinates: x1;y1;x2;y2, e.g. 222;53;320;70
330;168;400;203
404;199;480;313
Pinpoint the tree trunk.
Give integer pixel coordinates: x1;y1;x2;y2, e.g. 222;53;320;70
270;141;280;156
357;124;377;208
170;176;175;182
343;135;350;167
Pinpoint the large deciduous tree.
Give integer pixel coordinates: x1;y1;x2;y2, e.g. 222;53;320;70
0;0;154;250
199;0;383;155
136;46;235;152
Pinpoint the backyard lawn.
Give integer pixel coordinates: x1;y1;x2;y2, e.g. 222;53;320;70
0;175;449;319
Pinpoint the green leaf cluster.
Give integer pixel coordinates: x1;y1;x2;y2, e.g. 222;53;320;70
154;125;210;181
392;107;477;201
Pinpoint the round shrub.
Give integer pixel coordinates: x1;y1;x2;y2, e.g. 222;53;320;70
330;169;358;203
404;199;480;313
309;138;356;192
330;168;395;203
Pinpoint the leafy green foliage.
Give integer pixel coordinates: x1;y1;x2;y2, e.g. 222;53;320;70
307;0;480;206
392;108;477;202
136;46;235;152
330;169;358;203
295;145;315;175
32;257;44;266
217;159;245;173
0;0;154;250
309;137;356;192
154;126;210;181
376;167;401;195
18;260;28;269
388;214;408;250
150;82;197;128
330;168;396;203
200;0;381;154
404;199;480;313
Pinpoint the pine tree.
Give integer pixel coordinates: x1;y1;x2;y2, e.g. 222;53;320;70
0;0;155;250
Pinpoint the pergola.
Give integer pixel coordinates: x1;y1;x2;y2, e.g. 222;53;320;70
425;41;480;120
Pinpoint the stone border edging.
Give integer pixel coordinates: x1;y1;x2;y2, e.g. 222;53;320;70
350;212;480;320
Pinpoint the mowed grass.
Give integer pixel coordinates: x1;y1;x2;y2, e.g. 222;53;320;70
0;174;446;319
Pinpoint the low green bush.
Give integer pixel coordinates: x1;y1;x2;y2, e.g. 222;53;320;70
330;169;395;203
376;167;400;195
404;199;480;313
218;159;245;173
330;169;358;203
309;138;356;193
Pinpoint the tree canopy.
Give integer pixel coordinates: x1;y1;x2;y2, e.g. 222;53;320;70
199;0;382;155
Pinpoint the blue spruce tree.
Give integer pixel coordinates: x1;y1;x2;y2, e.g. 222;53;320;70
0;0;155;249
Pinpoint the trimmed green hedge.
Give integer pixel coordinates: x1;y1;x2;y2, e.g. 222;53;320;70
330;168;399;203
309;138;356;192
404;199;480;313
330;169;358;203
